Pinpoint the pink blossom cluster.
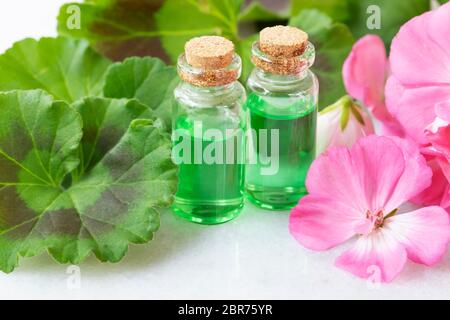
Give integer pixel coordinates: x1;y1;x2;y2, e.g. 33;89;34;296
290;2;450;282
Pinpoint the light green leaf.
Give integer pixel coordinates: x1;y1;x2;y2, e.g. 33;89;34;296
103;57;179;131
239;1;289;22
291;0;350;22
236;34;258;84
340;103;350;130
290;10;354;108
0;37;111;103
0;90;177;273
291;9;333;34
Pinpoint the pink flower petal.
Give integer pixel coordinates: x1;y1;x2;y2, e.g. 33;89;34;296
390;9;450;86
379;119;405;138
437;158;450;183
383;137;433;212
290;196;364;251
385;206;450;266
350;136;406;212
428;125;450;163
412;159;449;206
305;146;368;212
335;229;407;283
390;85;450;144
385;76;405;119
436;101;450;122
307;135;430;217
426;1;450;73
441;184;450;210
343;35;391;121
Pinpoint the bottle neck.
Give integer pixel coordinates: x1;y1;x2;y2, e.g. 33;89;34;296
250;67;310;93
176;80;244;109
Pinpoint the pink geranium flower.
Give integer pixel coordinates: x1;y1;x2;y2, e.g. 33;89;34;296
343;3;450;212
290;136;450;283
386;2;450;209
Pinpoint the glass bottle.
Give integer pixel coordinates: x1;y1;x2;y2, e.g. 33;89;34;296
172;36;246;225
245;26;318;210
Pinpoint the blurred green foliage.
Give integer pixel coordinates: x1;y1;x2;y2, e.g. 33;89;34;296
57;0;441;108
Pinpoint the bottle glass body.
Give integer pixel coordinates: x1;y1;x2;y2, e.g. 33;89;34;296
172;80;246;224
245;43;318;210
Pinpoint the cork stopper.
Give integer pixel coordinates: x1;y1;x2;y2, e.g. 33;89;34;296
252;26;313;75
179;36;241;87
185;36;234;70
259;26;308;58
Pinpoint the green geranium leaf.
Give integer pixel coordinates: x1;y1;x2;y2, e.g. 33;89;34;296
58;0;270;80
290;10;354;108
57;0;169;61
0;90;177;272
103;57;178;131
291;0;350;22
0;37;111;103
346;0;431;47
73;97;152;175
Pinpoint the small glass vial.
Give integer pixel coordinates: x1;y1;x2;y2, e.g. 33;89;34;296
245;26;318;210
172;36;246;225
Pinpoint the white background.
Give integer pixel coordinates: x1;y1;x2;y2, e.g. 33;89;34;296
0;0;449;300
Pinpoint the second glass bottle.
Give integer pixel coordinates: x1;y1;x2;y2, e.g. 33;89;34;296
245;26;318;210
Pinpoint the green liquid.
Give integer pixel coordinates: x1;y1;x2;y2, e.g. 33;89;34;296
245;92;317;210
172;108;244;224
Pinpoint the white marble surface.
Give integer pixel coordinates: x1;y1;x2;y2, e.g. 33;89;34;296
1;205;449;300
0;0;449;300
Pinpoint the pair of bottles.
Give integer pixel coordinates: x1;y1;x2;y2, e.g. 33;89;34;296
172;26;318;225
